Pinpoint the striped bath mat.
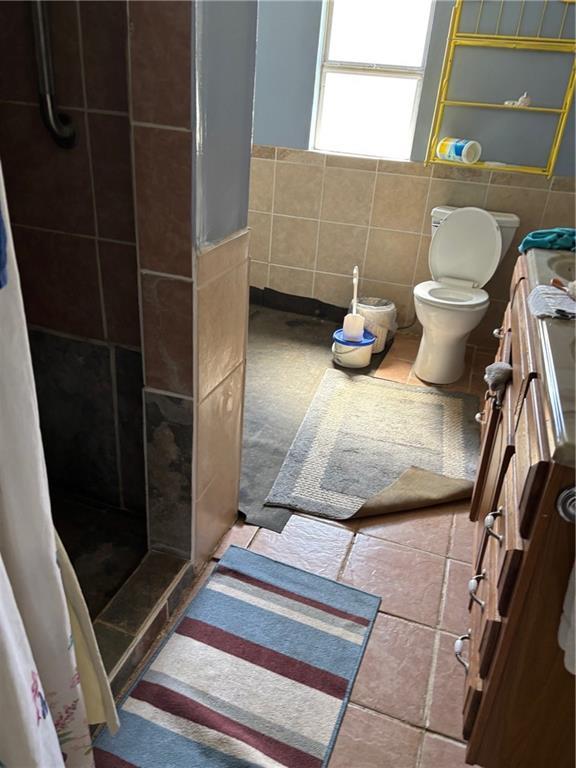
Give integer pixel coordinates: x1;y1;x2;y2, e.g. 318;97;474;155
94;546;380;767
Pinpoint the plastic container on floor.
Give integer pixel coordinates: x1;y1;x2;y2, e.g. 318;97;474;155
351;298;397;354
332;328;376;368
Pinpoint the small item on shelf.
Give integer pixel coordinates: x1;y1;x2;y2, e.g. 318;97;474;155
504;91;532;107
436;137;482;164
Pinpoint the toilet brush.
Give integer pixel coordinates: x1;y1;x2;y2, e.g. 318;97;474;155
342;266;365;341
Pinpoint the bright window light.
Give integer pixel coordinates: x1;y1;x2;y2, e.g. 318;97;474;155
315;0;434;160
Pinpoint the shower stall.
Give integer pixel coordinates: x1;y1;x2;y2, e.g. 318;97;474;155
0;0;256;685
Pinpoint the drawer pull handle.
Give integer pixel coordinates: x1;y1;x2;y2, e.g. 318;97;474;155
484;506;504;543
475;411;485;424
468;571;486;610
454;632;471;672
493;327;504;339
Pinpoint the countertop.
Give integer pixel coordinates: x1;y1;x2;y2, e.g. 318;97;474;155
525;248;575;468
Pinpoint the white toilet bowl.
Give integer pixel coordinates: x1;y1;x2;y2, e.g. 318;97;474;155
414;281;489;383
412;206;519;384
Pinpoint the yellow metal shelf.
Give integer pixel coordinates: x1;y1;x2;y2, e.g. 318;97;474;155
425;0;576;177
444;99;563;114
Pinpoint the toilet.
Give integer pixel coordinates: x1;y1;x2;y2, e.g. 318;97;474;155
413;206;519;384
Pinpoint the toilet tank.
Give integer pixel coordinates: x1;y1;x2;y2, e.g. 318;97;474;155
431;205;520;255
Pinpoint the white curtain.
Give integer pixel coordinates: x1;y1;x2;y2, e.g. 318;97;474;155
0;161;116;767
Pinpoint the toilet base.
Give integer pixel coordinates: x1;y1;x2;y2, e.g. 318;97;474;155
414;331;470;384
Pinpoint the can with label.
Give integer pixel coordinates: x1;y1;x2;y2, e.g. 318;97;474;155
436;137;482;164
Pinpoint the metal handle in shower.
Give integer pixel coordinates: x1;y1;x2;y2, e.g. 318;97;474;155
31;0;75;149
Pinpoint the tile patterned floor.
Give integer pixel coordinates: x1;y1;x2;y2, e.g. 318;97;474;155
117;334;489;766
212;501;478;768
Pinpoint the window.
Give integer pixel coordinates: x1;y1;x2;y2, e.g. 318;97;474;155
314;0;434;160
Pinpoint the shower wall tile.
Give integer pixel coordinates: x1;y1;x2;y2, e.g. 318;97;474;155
14;227;104;339
89;113;135;242
0;1;37;102
364;229;420;285
141;273;194;397
427;179;488;211
29;331;120;506
0;104;94;235
134;126;192;276
115;347;146;512
48;1;85;108
129;0;192;128
80;1;129;112
145;390;193;558
274;163;323;218
316;222;368;275
248;158;275;212
100;241;141;348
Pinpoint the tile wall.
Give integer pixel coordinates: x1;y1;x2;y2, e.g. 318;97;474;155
0;1;144;510
248;145;575;348
195;231;250;564
129;0;195;559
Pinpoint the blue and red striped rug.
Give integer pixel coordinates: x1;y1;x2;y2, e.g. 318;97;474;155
94;546;380;767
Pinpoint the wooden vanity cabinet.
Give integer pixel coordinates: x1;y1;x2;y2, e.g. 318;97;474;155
462;256;575;768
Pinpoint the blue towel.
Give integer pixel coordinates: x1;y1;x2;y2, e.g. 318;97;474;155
0;210;6;289
518;227;575;254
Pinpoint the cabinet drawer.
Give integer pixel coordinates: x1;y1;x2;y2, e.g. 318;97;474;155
469;538;501;679
463;637;483;741
470;315;513;524
479;456;524;618
515;378;550;538
510;279;538;418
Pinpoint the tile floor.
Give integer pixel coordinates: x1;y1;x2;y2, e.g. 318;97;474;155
213;498;478;768
373;333;493;399
218;337;490;766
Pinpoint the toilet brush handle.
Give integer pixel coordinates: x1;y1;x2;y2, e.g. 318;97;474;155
352;266;359;314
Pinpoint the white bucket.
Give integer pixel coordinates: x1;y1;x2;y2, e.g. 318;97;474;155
332;329;376;368
351;298;397;354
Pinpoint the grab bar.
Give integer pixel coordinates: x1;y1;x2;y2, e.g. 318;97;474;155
31;0;75;148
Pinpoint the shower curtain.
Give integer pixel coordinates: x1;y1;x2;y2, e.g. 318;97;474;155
0;162;116;767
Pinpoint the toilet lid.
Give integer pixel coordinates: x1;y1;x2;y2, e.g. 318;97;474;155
429;207;502;288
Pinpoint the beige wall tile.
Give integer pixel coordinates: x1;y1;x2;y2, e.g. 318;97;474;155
551;176;575;193
485;185;548;233
413;234;432;285
274;162;323;218
249;259;268;289
321;167;376;226
490;170;549;189
269;264;314;296
248;211;271;263
197;229;249;286
378;160;431;177
276;147;325;165
433;164;490;183
541;191;576;228
326;154;378;171
196;363;244;502
485;248;521;302
198;257;249;401
249;158;274;212
314;272;353;308
364;229;420;285
371;174;429;232
195;368;244;562
428;179;487;211
252;144;275;160
270;215;318;269
360;280;414;326
316;222;368;275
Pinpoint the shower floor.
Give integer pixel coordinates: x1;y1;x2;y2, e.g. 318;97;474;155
52;495;147;618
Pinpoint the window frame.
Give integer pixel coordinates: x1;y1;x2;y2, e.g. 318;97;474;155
313;0;435;160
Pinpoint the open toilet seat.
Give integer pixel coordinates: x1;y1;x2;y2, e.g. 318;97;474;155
413;280;489;310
